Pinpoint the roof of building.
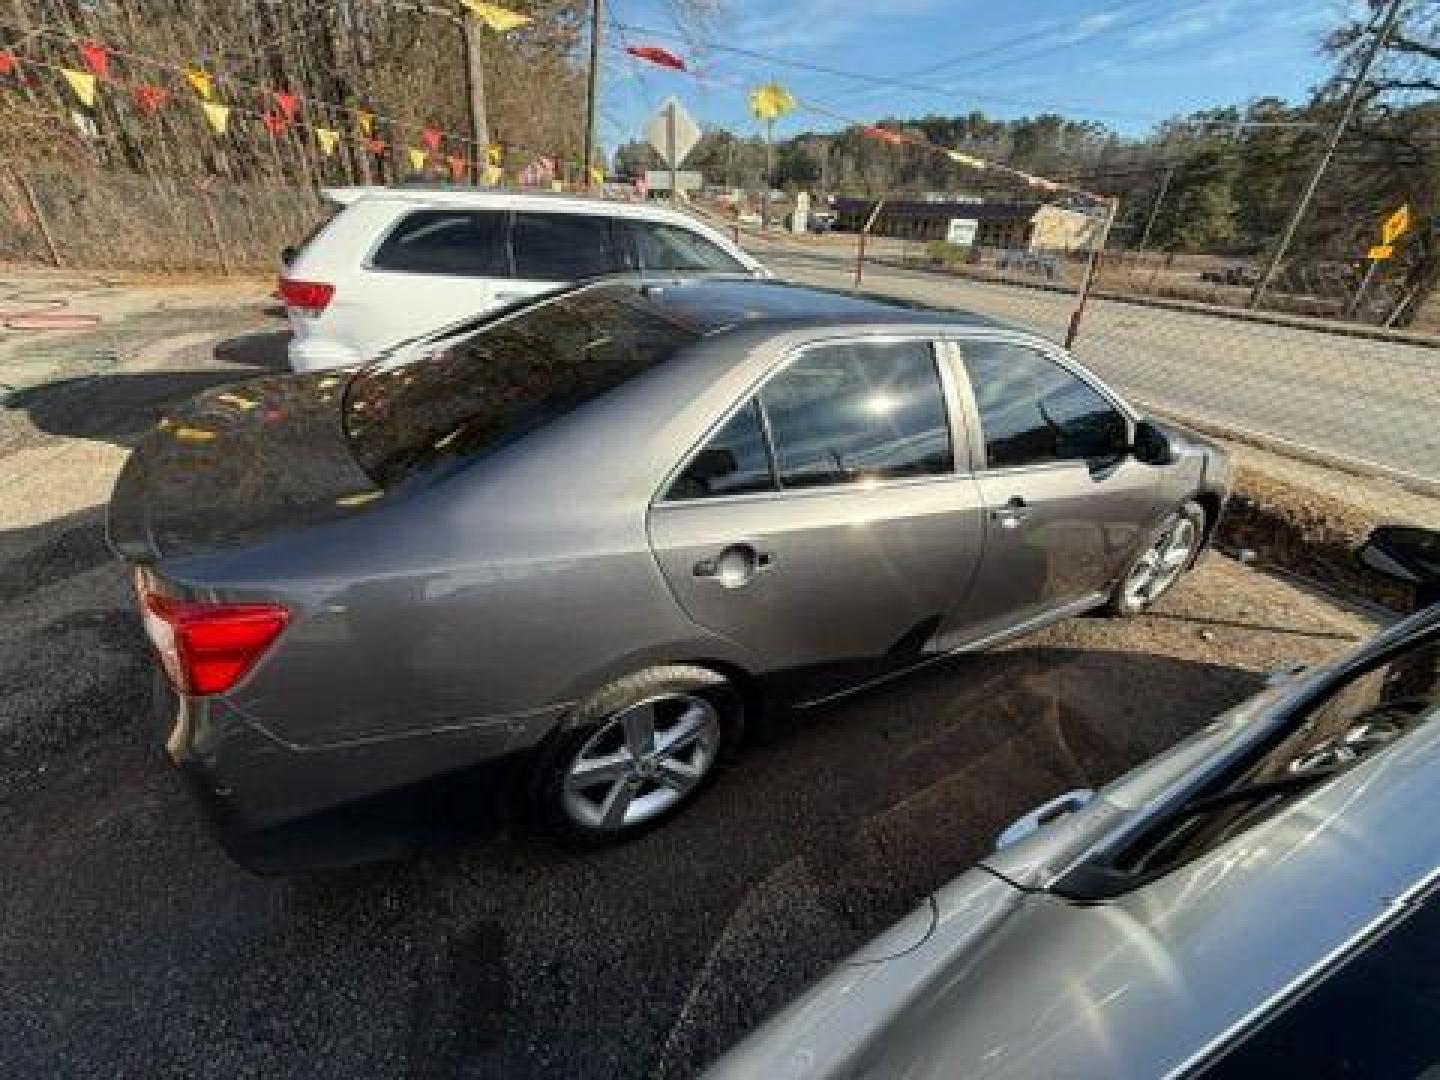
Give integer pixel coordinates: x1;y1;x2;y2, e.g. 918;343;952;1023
832;198;1046;220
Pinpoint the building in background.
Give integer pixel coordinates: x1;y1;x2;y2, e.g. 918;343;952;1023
832;198;1098;251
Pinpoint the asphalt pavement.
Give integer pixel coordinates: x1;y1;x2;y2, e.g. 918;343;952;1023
0;272;1382;1078
747;233;1440;494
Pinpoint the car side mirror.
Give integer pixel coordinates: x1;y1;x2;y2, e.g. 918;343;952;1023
1132;419;1174;465
690;446;738;483
280;244;298;268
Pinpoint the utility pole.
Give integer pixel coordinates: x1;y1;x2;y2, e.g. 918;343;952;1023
582;0;602;187
1248;0;1405;308
1138;163;1174;250
461;13;490;175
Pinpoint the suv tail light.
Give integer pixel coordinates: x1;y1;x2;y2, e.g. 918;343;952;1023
137;575;289;696
278;277;335;315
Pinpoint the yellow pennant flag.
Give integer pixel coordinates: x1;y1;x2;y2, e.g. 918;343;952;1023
550;179;564;193
61;68;97;109
486;143;504;167
945;150;985;170
1382;204;1411;246
315;127;339;156
355;109;374;136
749;82;795;122
185;67;212;100
200;100;230;134
590;166;604;186
407;147;427;171
484;164;503;186
461;0;532;32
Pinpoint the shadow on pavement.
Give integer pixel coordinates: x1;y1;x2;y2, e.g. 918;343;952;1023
1;640;1265;1079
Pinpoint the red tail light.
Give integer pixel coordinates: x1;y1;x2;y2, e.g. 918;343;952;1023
137;580;289;696
278;277;335;314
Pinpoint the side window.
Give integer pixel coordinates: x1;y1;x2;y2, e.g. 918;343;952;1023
512;213;625;280
667;400;775;501
371;210;510;276
635;222;747;273
962;342;1127;470
760;340;953;489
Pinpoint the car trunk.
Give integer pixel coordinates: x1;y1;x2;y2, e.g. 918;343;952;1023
107;371;383;563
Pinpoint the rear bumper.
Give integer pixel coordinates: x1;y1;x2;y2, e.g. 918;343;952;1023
155;673;565;870
286;333;364;373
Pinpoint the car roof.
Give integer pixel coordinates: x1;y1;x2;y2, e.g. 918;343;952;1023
321;184;712;224
575;276;1014;337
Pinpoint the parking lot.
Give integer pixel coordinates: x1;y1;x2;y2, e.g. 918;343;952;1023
0;272;1385;1077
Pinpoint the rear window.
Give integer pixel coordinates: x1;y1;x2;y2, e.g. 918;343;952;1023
343;287;699;488
371;209;510;276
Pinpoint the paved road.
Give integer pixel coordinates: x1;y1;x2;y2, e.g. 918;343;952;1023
749;235;1440;493
0;274;1379;1078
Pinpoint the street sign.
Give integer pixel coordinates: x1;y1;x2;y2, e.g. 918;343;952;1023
1368;244;1394;261
644;170;702;192
645;96;701;168
1381;204;1411;246
946;218;979;246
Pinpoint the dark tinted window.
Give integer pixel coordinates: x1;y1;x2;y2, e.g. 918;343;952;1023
1202;892;1440;1078
344;288;699;487
512;213;626;280
371;210;510;276
962;342;1126;469
760;340;952;489
667;400;775;500
634;222;747;273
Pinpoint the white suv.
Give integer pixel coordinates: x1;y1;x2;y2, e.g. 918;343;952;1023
279;186;768;372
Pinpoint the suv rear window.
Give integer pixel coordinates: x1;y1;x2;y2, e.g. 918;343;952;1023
344;286;699;488
372;209;510;276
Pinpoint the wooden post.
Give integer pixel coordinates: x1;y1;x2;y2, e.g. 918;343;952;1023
197;181;232;277
13;170;63;268
1065;196;1118;349
853;198;885;289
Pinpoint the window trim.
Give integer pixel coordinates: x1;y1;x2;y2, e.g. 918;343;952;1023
655;334;969;507
363;207;516;279
946;336;1137;475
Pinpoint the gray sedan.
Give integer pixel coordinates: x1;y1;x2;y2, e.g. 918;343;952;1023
107;277;1228;866
706;528;1440;1080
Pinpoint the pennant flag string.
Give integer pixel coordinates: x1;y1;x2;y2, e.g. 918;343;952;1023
134;83;170;114
185;66;212;100
272;90;298;121
421;125;442;152
200;99;230;134
624;45;685;72
460;1;532;33
407;146;427;171
315;127;340;156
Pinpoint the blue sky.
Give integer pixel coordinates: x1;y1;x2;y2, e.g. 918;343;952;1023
598;0;1351;151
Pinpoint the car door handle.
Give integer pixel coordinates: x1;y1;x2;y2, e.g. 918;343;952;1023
990;496;1029;529
693;544;773;589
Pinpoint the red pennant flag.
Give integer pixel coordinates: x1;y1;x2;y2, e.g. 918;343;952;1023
78;40;110;78
133;83;170;114
446;153;467;180
366;137;388;156
422;125;442;152
863;124;906;146
272;90;298;121
262;111;289;137
625;45;686;71
0;50;16;76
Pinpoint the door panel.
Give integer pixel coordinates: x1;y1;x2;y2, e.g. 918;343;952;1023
649;480;984;702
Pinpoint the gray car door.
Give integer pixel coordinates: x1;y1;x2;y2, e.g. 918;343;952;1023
647;337;985;703
939;338;1163;644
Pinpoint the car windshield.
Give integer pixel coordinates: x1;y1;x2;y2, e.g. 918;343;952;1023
342;286;700;489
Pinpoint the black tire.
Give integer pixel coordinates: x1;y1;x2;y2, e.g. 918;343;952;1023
532;665;744;846
1106;499;1206;617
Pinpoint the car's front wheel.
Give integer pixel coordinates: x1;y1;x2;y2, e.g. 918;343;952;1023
535;665;743;844
1108;500;1205;616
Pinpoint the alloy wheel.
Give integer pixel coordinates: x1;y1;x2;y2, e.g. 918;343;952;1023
1123;516;1199;609
561;693;721;831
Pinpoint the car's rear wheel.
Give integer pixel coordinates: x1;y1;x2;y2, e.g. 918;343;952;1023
1108;500;1205;616
536;666;742;844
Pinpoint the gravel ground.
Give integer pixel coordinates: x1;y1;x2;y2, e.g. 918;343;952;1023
0;272;1383;1079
